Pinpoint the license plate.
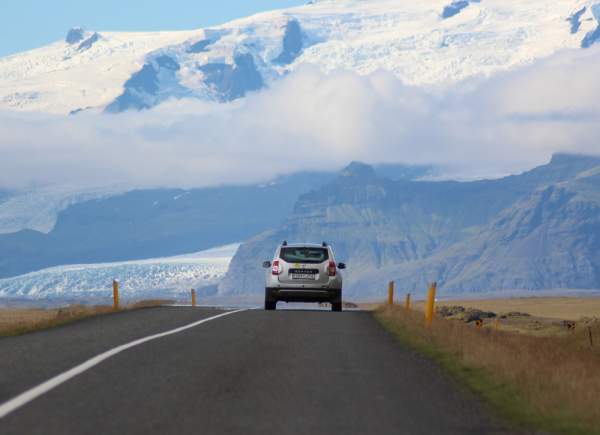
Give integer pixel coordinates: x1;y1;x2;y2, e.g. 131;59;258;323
291;273;317;280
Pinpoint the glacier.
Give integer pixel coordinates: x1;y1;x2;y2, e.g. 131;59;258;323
0;185;129;235
2;0;600;113
0;243;239;301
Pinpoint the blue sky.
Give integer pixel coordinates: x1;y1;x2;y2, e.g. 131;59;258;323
0;0;304;57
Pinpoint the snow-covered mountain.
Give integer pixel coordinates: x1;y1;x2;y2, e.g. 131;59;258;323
0;243;238;301
2;0;600;114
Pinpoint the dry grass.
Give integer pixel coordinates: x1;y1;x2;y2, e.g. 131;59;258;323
376;305;600;434
357;302;381;311
0;300;174;337
435;297;600;321
0;305;115;336
129;299;174;309
404;296;600;337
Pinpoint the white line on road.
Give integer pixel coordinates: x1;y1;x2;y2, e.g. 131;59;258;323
0;308;247;419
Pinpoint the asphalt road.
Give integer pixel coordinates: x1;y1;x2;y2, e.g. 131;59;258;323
0;307;517;434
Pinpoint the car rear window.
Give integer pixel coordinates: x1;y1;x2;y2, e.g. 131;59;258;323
280;247;329;264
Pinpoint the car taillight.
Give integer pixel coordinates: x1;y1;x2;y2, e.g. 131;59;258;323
328;260;336;277
272;260;280;276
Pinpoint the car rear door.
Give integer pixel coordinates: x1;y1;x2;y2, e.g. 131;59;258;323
278;246;330;285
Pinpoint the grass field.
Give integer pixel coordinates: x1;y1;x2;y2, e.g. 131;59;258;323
376;302;600;434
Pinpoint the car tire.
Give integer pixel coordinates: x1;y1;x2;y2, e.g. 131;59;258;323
332;302;342;312
265;300;276;311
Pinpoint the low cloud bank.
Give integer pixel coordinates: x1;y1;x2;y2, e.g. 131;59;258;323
2;46;600;189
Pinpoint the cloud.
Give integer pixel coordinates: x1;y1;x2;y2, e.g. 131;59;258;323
1;46;600;190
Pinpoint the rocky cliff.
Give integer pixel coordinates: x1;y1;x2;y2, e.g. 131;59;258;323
219;154;600;298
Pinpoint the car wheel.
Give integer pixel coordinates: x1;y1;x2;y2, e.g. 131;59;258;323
265;300;276;311
332;302;342;312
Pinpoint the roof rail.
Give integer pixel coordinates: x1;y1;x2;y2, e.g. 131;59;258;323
282;240;288;246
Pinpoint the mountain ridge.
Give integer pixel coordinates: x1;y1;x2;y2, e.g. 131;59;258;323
0;164;429;279
219;153;600;298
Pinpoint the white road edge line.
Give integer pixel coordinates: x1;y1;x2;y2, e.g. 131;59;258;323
0;308;247;419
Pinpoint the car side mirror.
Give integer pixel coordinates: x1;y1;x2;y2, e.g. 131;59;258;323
337;262;346;270
262;261;272;268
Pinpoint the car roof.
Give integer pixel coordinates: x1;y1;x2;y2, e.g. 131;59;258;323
280;243;328;248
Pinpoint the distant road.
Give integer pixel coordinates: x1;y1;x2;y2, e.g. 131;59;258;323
0;307;515;434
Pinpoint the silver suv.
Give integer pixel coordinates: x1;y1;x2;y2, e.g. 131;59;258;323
262;242;346;311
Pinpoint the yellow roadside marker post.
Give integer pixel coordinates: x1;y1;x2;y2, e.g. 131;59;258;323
112;279;120;310
387;281;395;306
405;293;411;310
424;282;437;327
191;289;197;307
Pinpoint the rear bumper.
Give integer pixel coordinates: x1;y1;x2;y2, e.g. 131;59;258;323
266;288;341;303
